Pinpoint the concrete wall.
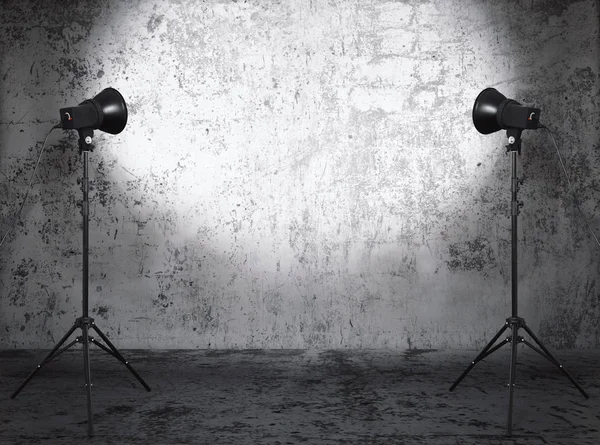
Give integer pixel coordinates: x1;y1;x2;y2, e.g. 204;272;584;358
1;0;598;349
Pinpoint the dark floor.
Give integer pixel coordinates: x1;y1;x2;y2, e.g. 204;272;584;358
0;347;598;444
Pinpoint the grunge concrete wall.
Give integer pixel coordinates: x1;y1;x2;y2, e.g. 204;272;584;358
0;0;599;349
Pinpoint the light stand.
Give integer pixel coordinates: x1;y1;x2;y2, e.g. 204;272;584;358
449;127;588;435
11;90;151;437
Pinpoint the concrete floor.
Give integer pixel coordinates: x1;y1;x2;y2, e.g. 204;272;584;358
0;347;598;444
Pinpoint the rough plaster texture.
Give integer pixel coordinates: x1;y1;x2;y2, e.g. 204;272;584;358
0;1;599;349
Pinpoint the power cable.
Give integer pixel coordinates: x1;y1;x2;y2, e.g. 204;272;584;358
0;123;61;249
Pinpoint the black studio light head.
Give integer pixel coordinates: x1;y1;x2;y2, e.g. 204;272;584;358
472;88;540;135
59;87;128;135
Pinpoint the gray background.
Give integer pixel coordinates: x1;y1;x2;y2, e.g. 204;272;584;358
0;0;598;349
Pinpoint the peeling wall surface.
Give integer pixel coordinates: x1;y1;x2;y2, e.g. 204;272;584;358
0;0;599;349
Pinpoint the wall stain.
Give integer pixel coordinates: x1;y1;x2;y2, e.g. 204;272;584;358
447;237;496;272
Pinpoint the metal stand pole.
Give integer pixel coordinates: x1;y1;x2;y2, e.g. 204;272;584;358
449;129;588;436
11;130;151;437
82;149;94;436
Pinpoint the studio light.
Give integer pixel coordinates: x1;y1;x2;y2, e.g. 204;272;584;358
12;87;149;437
450;88;587;437
472;87;541;135
59;87;128;135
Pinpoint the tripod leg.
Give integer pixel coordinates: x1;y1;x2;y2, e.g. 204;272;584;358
11;323;79;399
90;337;118;359
506;332;519;436
520;339;552;362
91;323;151;391
450;323;509;391
477;337;510;361
82;324;94;437
521;325;588;398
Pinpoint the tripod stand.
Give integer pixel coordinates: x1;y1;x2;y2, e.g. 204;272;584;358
449;128;588;436
11;128;151;437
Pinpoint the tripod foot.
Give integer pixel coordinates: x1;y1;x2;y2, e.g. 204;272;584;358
11;324;79;399
91;323;151;392
521;325;588;399
450;316;588;437
450;322;509;391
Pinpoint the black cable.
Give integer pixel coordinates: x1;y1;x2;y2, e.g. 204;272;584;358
539;122;600;248
0;123;62;249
